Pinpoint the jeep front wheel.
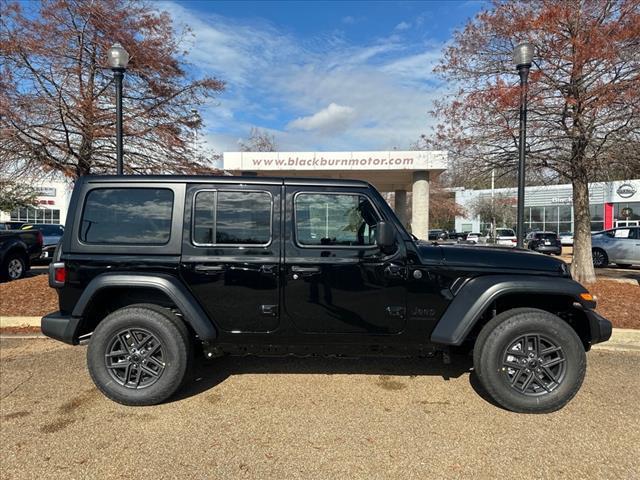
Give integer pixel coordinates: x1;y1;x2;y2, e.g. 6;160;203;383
473;308;586;413
87;305;191;406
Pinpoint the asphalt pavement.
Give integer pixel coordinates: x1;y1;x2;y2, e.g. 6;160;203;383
1;338;639;479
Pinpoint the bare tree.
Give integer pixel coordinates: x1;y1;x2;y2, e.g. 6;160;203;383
430;0;640;283
0;180;38;212
0;0;225;179
238;127;277;152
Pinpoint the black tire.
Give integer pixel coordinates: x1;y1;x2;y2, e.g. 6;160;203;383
473;308;586;413
87;304;191;406
616;264;632;269
592;248;608;268
1;252;27;281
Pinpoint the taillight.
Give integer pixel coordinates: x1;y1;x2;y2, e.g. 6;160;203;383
511;238;517;243
36;231;44;246
51;262;66;287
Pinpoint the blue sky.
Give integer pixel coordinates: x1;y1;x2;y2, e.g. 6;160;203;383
161;1;485;153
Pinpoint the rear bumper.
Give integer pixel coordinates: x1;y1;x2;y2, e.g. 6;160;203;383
41;311;81;345
535;245;562;254
585;309;612;345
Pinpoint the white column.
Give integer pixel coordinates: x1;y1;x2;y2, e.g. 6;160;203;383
411;171;430;239
394;189;408;227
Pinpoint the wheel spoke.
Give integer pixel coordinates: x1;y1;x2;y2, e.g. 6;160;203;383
105;350;128;358
107;360;130;370
146;356;165;370
520;371;535;393
140;363;160;377
542;357;565;368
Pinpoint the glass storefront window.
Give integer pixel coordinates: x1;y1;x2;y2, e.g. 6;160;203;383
559;206;572;222
614;202;640;221
531;207;543;223
10;207;62;224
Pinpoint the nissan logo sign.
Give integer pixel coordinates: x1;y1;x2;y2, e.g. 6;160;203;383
616;183;637;199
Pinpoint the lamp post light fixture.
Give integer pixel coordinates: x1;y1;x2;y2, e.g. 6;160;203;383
513;41;534;248
107;43;130;175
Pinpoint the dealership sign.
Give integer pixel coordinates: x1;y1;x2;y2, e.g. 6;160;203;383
224;151;448;172
616;183;637;199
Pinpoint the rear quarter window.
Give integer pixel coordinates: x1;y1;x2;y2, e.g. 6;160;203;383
80;188;173;245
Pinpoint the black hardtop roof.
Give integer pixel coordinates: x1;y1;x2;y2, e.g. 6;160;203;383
80;175;370;188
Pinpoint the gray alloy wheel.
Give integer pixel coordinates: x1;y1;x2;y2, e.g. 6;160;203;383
592;248;608;268
6;255;26;280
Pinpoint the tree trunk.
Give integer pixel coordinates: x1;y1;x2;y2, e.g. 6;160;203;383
570;172;596;285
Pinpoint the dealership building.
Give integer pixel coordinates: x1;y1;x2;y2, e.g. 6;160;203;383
0;177;74;226
454;179;640;234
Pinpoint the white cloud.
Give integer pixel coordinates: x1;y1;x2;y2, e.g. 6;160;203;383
161;1;448;152
288;103;356;132
395;21;411;30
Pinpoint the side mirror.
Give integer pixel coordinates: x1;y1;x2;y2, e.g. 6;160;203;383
376;221;396;253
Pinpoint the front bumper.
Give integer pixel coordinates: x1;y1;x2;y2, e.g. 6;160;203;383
585;309;612;345
41;311;81;345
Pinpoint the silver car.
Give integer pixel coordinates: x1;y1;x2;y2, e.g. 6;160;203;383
591;227;640;268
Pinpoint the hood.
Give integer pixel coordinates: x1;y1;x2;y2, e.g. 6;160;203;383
417;243;569;275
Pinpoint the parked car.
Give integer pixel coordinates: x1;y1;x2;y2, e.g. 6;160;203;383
591;227;640;268
466;232;482;244
21;224;64;262
559;231;573;246
0;228;43;281
41;175;611;413
428;229;449;241
525;231;562;255
0;221;26;230
490;228;517;247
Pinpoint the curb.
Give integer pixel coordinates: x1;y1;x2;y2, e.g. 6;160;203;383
0;316;638;351
0;316;41;328
592;328;640;352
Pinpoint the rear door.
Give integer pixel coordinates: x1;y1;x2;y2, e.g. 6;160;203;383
180;183;281;333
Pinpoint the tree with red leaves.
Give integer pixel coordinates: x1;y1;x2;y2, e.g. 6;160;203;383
431;0;640;284
0;0;225;178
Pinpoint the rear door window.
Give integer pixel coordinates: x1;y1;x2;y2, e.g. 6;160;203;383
192;190;272;246
80;188;173;245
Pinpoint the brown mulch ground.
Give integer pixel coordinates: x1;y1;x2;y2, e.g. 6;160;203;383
586;280;640;329
0;273;638;329
0;275;58;317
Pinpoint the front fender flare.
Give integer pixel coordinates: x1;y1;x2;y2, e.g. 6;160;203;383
72;273;217;342
430;275;591;346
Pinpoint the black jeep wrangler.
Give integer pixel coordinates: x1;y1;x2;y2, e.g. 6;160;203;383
42;175;611;412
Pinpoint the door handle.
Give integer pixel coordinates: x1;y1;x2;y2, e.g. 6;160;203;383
291;266;321;273
194;264;224;273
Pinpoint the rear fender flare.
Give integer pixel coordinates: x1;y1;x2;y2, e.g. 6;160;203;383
72;273;217;341
430;275;591;346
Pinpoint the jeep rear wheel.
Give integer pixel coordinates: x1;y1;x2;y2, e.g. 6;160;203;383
473;308;585;413
87;305;191;406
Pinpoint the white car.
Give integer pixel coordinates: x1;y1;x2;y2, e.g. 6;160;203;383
559;232;573;246
466;232;482;243
494;228;517;247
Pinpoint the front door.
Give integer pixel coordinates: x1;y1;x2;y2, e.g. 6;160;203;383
180;183;281;333
283;187;407;334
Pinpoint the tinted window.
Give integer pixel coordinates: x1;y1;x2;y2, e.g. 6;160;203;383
295;193;379;247
193;190;271;245
80;188;173;244
496;229;515;236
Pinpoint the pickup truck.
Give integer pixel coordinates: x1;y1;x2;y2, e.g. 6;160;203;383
41;175;611;412
0;228;43;280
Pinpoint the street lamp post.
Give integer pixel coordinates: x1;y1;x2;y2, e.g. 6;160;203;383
513;42;534;248
107;43;130;175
